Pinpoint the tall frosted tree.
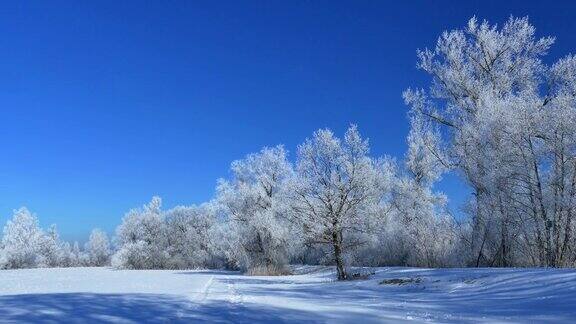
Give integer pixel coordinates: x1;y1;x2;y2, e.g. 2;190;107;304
405;16;576;267
289;125;383;280
389;114;458;267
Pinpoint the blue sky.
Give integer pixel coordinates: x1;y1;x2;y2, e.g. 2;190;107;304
1;1;575;241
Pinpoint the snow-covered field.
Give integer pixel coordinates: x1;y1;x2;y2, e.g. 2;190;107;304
1;266;575;323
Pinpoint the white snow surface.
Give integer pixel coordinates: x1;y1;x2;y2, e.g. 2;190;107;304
0;266;575;323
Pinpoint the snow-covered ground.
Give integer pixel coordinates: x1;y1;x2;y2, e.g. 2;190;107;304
0;266;575;323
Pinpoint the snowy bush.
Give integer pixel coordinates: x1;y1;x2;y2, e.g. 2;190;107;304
112;197;222;270
164;204;221;269
113;197;170;269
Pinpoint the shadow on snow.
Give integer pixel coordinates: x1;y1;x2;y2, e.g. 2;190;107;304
0;293;327;324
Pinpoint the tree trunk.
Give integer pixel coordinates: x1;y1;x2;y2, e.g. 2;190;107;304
475;228;487;267
332;231;347;280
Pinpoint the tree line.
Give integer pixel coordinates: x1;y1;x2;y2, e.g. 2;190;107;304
2;17;576;279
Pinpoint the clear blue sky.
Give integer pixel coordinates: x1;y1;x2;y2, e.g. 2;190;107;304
1;1;575;241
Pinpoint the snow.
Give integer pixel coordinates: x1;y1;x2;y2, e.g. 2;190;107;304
1;266;575;323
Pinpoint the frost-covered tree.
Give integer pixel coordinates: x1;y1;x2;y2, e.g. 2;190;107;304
0;208;93;269
0;208;45;269
216;146;296;275
86;229;111;266
38;224;66;268
288;125;384;280
71;241;86;267
405;16;576;267
112;197;169;269
57;241;75;267
387;114;459;267
164;204;220;269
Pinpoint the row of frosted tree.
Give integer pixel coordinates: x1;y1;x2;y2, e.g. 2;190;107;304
0;208;111;269
2;17;576;278
1;124;456;280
